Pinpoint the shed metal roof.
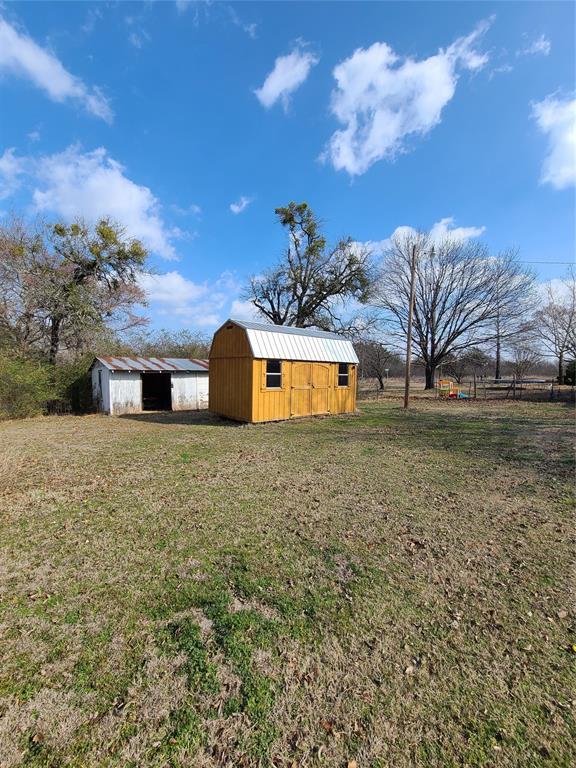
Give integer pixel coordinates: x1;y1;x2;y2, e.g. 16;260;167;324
223;319;359;364
94;356;209;372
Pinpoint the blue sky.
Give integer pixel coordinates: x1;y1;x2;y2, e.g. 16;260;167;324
0;1;574;331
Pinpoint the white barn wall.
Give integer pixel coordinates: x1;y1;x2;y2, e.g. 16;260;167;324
109;372;142;415
196;374;209;409
91;358;209;414
171;372;209;410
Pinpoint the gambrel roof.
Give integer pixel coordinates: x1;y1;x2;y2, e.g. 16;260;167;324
221;319;359;364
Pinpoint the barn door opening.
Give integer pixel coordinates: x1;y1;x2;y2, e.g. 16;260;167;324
141;372;172;411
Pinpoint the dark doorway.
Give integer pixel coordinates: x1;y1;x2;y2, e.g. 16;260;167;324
141;372;172;411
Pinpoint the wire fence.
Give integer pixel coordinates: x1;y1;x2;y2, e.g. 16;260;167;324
358;377;576;403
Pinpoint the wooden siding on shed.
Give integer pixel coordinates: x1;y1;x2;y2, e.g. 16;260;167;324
209;358;253;421
252;358;290;422
331;363;357;416
250;360;356;423
209;323;357;423
210;323;252;358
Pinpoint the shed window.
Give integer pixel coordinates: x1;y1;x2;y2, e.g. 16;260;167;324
338;363;349;387
266;359;282;388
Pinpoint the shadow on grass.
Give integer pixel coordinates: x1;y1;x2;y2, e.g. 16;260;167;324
118;409;243;427
394;407;572;478
299;401;575;480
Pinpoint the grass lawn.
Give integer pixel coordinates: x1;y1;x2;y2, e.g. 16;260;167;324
0;399;574;767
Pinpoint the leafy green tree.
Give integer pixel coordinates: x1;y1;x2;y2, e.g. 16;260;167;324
0;217;148;364
245;202;372;330
0;355;54;419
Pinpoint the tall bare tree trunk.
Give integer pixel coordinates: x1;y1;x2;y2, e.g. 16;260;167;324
425;364;435;390
495;333;501;380
558;351;564;385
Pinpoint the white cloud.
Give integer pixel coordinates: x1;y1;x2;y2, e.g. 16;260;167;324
81;7;102;36
27;129;41;142
489;63;514;79
532;94;576;190
429;217;486;242
138;270;258;329
357;217;485;255
230;195;253;214
172;202;202;217
254;43;319;110
537;276;574;304
228;6;257;39
243;23;258;40
229;299;260;322
138;269;241;328
128;30;150;49
175;0;192;14
125;14;150;49
519;34;551;57
138;271;208;305
31;146;178;259
0;148;27;199
214;270;242;294
324;19;491;175
0;16;113;122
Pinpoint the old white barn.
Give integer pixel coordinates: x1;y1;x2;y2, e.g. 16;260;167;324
91;356;209;415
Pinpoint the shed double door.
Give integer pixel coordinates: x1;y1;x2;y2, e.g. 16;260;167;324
290;363;330;417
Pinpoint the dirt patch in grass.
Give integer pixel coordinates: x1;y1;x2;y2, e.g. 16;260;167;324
0;400;574;766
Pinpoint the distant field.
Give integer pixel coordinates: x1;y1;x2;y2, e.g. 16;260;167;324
1;399;574;767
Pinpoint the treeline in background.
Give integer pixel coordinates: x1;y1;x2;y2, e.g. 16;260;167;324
1;204;575;419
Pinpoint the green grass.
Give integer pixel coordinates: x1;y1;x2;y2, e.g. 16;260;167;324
0;399;574;767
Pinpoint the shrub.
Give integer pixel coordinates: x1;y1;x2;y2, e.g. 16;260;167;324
54;355;94;413
565;360;576;386
0;356;55;419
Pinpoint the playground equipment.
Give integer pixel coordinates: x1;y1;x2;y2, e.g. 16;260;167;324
437;379;469;399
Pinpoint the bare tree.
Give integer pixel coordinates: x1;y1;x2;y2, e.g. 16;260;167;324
491;249;536;379
244;202;372;330
443;347;492;383
355;341;400;389
508;344;542;380
373;230;535;389
121;328;210;359
535;269;576;384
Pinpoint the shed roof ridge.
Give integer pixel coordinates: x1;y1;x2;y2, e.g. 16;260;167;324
214;319;358;364
227;318;349;341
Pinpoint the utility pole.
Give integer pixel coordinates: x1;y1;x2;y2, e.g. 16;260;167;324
403;243;417;409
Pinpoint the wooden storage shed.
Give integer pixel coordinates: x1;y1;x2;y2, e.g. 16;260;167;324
209;319;358;423
91;356;209;415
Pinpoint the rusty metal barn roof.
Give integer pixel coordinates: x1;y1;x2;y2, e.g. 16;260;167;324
223;319;359;364
94;356;209;372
